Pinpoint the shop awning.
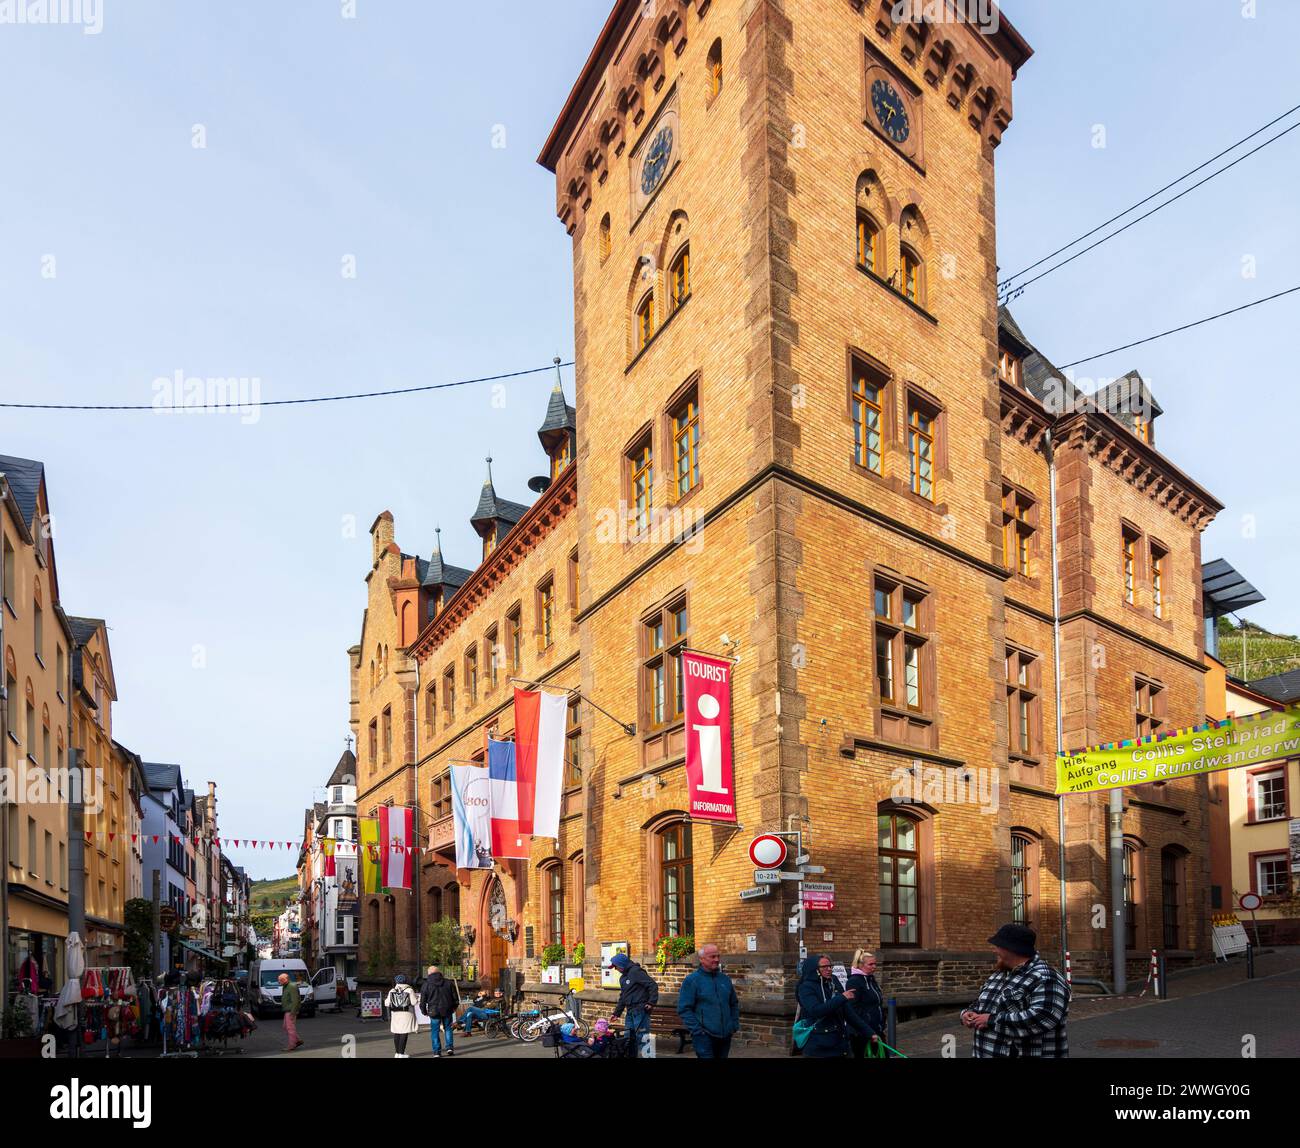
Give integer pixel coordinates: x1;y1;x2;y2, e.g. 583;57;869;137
178;939;223;962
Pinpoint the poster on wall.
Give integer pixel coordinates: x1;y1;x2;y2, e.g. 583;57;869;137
1289;818;1300;874
681;650;736;823
600;941;629;990
451;765;494;870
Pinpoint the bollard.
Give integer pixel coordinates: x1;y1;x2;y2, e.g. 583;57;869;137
1246;942;1255;979
1064;950;1072;986
887;997;897;1049
1157;955;1167;1000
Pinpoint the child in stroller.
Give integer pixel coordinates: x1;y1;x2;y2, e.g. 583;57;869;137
550;1017;625;1058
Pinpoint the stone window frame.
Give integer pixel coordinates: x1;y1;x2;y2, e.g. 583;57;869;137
876;800;935;949
644;811;695;945
537;856;565;947
1009;827;1041;927
870;567;938;750
663;371;703;509
1005;644;1043;763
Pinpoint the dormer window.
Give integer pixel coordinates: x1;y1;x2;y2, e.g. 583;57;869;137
1133;414;1152;445
551;435;572;480
483;531;497;560
998;350;1021;387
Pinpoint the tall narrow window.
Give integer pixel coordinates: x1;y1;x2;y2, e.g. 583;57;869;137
368;720;378;767
568;550;580;615
907;401;935;501
443;667;456;723
465;646;478;703
1150;543;1166;618
507;607;522;671
669;246;690;312
1161;848;1184;949
857;212;881;276
1122;841;1138;950
1006;647;1040;758
565;699;583;789
485;626;499;690
998;350;1022;387
878;812;920;945
382;707;392;762
2;535;14;606
672;391;700;499
1135;677;1164;739
598;213;611;263
901;246;922;303
707;39;722;99
642;598;688;731
537;579;555;651
659;822;694;938
1002;486;1035;576
630;435;654;534
852;369;884;474
33;599;43;662
546;865;564;945
1122;526;1140;605
635;291;655;352
551;434;572;480
1011;833;1033;925
873;579;930;715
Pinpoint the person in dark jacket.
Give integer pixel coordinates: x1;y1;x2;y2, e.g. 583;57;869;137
796;954;871;1058
419;965;458;1057
844;947;887;1058
609;952;659;1057
676;943;740;1059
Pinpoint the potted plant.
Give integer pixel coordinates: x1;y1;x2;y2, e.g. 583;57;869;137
0;999;40;1059
540;943;566;984
655;933;695;974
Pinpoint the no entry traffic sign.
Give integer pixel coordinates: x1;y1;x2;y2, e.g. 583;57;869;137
749;834;788;868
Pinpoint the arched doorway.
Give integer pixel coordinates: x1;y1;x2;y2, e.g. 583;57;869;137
482;877;510;986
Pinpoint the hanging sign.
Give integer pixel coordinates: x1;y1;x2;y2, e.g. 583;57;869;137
682;650;736;822
1055;704;1300;795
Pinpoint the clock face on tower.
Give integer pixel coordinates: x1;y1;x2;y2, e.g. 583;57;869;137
641;125;674;197
871;78;910;144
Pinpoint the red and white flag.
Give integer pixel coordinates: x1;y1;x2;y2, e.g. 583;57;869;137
378;806;413;890
513;687;567;838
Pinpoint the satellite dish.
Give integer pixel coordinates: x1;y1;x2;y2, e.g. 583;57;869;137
527;475;552;494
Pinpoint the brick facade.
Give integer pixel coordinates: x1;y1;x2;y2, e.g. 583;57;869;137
349;0;1225;1039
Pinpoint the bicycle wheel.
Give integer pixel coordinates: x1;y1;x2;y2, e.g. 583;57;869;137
518;1018;544;1043
508;1017;525;1040
570;1018;590;1039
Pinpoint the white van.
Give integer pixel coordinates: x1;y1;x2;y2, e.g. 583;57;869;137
310;965;343;1013
250;959;316;1019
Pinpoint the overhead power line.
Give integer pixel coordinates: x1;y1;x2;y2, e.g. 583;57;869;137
998;101;1300;293
1000;117;1300;302
1056;284;1300;369
0;360;574;413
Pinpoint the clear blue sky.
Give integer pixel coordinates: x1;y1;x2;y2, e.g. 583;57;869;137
2;1;1296;878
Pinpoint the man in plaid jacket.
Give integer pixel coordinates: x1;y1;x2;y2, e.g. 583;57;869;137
961;923;1070;1057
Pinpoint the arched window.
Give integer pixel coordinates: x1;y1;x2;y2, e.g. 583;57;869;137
669;245;690;312
901;245;923;303
878;810;920;945
1122;839;1141;950
1161;846;1187;949
635;290;655;351
444;882;460;924
657;821;694;938
707;39;723;99
543;863;564;945
599;213;611;263
1010;831;1039;926
857;211;882;276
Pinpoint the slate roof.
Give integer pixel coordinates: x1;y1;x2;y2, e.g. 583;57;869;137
67;616;104;694
1250;669;1300;705
422;532;472;591
998;306;1088;415
0;453;44;530
471;478;530;530
143;762;183;794
326;749;357;788
1094;369;1163;430
537;381;577;446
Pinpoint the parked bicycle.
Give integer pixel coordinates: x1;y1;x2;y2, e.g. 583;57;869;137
514;998;589;1043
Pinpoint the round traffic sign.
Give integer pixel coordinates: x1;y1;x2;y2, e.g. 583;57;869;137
1239;892;1262;912
749;834;788;868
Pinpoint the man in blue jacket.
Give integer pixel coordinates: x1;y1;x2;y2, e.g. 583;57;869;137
676;943;740;1058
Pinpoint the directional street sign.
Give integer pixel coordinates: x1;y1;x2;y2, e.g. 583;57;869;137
801;882;836;910
801;865;826;875
740;885;771;901
754;868;782;885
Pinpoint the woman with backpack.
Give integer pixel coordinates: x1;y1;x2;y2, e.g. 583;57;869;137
794;955;873;1058
385;974;418;1058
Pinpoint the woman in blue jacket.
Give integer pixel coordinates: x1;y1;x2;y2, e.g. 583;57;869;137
796;954;872;1058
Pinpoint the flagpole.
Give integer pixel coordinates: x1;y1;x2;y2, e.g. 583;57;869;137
509;678;636;736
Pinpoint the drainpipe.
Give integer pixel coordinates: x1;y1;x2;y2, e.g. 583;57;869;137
1046;429;1068;969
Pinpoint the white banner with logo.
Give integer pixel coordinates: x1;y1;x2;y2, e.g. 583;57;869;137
452;765;494;871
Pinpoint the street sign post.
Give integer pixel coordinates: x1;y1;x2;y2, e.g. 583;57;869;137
801;882;835;910
740;886;771;901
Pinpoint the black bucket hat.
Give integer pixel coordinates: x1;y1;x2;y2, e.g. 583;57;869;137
987;923;1037;957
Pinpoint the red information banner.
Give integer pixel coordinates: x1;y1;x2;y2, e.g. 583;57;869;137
682;650;736;822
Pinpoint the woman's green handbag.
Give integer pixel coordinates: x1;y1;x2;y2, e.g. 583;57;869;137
792;1017;815;1049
